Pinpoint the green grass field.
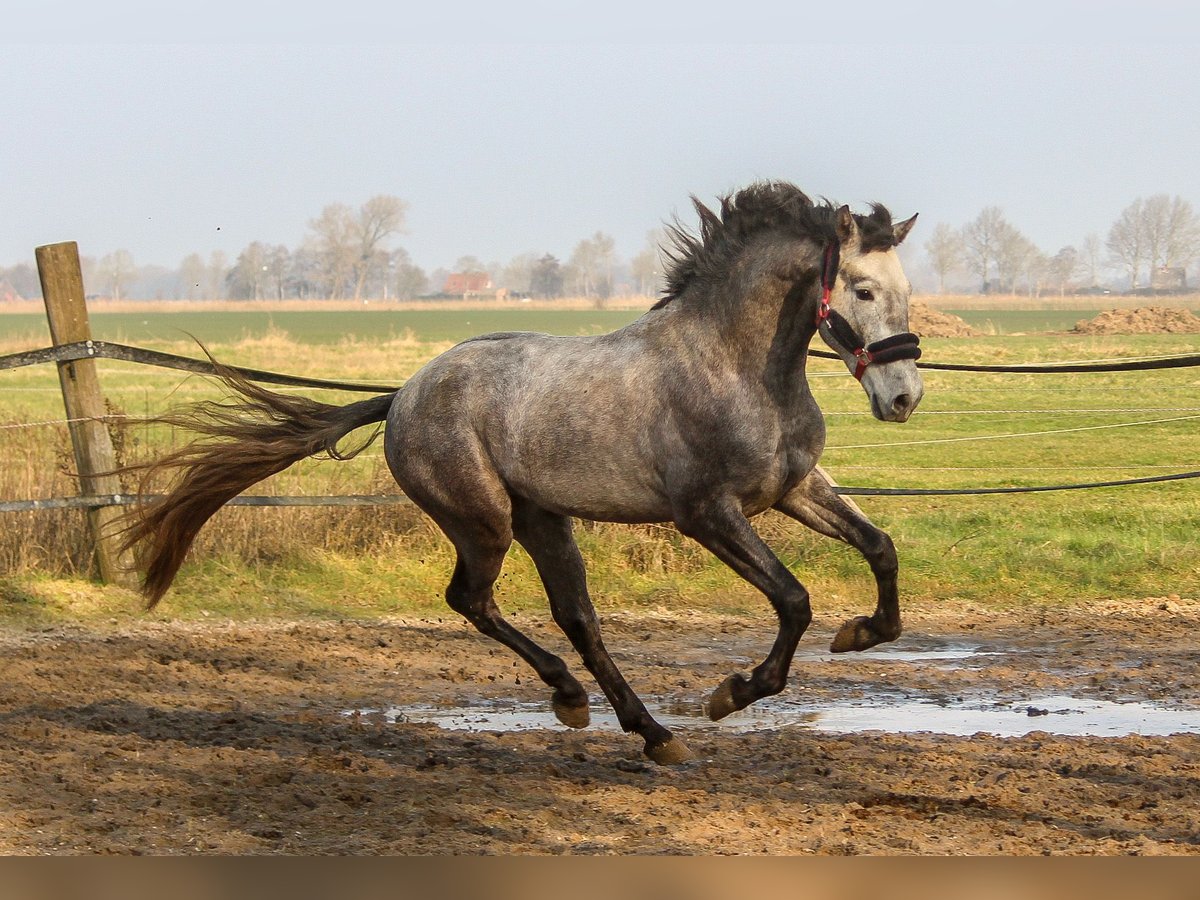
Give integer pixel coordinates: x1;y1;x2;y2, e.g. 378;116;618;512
0;306;1197;623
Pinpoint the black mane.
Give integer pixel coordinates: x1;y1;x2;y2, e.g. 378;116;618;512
656;181;896;305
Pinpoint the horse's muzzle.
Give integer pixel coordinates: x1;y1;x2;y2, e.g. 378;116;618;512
868;378;923;423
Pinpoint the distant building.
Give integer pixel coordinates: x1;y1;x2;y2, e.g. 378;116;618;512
443;272;493;295
1151;266;1187;292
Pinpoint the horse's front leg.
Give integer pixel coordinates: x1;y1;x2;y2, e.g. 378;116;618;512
774;466;901;653
674;496;812;721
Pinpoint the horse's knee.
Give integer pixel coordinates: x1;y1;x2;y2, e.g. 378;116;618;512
865;530;898;575
782;586;812;633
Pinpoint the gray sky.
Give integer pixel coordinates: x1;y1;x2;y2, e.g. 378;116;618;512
3;2;1198;276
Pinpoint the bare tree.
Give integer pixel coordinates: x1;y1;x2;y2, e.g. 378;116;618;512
567;231;617;304
923;223;964;293
961;207;1009;292
498;252;538;293
205;251;228;300
265;245;289;300
453;255;489;275
1080;233;1103;289
993;224;1037;294
226;242;270;299
630;228;668;297
1142;194;1200;269
308;203;357;298
1045;246;1080;297
1107;198;1145;290
389;248;428;300
98;250;136;300
178;253;206;299
352;195;408;301
529;254;563;299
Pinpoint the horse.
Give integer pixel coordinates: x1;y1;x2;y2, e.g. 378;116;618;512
120;181;923;765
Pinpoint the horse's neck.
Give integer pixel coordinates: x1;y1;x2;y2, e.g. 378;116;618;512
674;268;820;375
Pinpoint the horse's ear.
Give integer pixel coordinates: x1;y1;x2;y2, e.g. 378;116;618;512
834;205;858;244
893;213;919;246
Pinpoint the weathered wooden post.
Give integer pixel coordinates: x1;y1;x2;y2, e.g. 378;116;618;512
35;241;136;587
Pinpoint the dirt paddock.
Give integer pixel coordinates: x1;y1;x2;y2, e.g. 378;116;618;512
2;597;1199;855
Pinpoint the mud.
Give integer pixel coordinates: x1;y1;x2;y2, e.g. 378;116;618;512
2;596;1199;855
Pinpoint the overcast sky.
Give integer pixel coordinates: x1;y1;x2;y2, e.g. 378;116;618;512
2;2;1197;276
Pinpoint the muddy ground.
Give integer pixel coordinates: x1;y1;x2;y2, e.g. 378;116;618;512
2;596;1199;855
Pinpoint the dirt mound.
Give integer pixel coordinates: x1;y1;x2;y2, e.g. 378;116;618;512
909;301;977;338
1073;306;1200;334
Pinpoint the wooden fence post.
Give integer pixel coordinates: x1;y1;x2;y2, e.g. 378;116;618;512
35;241;136;587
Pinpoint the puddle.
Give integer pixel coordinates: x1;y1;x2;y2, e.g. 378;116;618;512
350;693;1200;739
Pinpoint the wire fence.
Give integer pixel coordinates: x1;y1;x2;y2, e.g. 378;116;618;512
1;337;1199;514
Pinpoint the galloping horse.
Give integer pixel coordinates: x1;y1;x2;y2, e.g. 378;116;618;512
122;182;923;764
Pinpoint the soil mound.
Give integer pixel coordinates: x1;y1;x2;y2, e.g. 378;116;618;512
909;301;977;338
1073;306;1200;334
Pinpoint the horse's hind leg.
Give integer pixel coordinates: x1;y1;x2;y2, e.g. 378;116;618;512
774;466;902;653
512;501;692;765
434;512;592;729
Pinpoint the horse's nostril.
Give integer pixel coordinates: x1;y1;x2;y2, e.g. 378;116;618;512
891;394;913;417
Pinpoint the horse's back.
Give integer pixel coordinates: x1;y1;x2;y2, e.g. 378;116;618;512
384;327;679;522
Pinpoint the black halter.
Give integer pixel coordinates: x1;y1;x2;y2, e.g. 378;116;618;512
815;242;922;381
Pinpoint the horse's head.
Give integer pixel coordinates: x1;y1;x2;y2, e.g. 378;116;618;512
819;206;924;423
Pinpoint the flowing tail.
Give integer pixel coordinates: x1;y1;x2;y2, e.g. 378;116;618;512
118;361;396;606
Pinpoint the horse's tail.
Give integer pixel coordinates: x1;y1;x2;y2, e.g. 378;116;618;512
118;360;397;607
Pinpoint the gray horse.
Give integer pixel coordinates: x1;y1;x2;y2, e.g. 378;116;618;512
122;181;923;764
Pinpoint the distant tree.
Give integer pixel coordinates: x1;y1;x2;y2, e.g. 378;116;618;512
993;225;1037;294
567;231;617;304
1140;194;1200;271
352;195;408;300
265;244;290;300
498;252;538;293
1107;198;1146;290
97;249;135;300
630;229;667;297
453;255;489;276
205;250;228;300
308;203;357;298
286;243;321;300
226;241;271;299
923;223;965;293
1045;246;1080;297
1080;233;1103;289
179;253;205;299
961;207;1010;292
389;248;428;300
1;262;41;299
529;253;564;299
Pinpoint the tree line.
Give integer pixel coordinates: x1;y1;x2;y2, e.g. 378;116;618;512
3;192;1197;302
0;194;669;304
924;194;1200;295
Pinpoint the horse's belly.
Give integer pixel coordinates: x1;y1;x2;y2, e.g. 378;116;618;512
511;462;674;524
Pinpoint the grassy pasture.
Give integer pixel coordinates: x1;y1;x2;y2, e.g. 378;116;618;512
0;304;1197;622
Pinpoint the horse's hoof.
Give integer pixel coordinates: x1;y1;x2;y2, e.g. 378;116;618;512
703;674;745;721
830;616;890;652
552;698;590;729
644;736;694;765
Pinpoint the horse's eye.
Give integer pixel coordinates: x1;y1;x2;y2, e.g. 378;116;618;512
855;288;875;302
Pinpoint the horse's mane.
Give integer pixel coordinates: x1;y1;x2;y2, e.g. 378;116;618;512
655;181;897;307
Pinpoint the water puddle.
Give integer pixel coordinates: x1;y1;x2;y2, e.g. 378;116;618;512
350;693;1200;739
